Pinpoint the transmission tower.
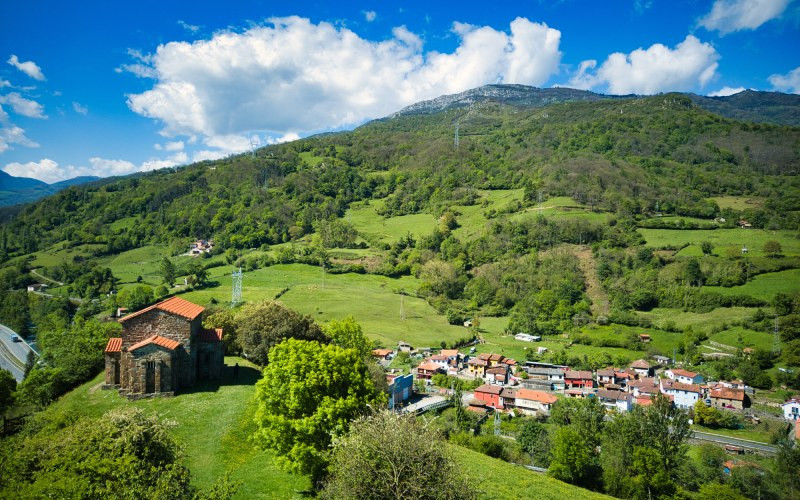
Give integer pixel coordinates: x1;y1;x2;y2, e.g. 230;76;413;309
454;124;459;149
773;315;781;354
494;411;501;436
231;268;243;307
400;293;406;321
249;138;258;158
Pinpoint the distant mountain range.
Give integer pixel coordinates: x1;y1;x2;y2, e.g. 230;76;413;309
0;170;100;207
389;84;800;127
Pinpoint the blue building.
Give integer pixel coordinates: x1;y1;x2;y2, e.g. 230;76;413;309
387;373;413;409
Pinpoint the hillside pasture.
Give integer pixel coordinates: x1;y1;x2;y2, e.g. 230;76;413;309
638;228;800;257
705;326;775;351
704;268;800;302
180;263;468;348
709;195;765;211
636;307;758;333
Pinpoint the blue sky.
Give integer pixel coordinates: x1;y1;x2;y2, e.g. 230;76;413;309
1;0;798;183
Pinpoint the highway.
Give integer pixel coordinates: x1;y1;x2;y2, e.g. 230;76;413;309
691;430;777;454
0;323;33;382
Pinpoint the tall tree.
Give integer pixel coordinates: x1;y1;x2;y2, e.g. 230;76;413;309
322;411;474;500
159;257;177;286
235;301;327;365
253;339;387;486
548;426;597;487
0;369;16;416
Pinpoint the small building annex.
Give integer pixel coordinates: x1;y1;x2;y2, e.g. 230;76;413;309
103;296;224;398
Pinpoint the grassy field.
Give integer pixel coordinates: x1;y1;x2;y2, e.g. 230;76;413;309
704;268;800;302
180;263;468;348
31;242;105;268
709;196;765;211
705;326;775;351
454;446;610;499
346;199;439;245
43;357;311;498
637;307;759;332
638;228;800;257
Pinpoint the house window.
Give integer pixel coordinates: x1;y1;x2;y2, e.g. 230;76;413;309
146;361;156;371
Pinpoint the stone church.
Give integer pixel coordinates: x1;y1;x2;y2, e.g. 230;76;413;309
103;296;224;398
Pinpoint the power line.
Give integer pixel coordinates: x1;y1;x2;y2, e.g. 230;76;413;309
231;267;243;307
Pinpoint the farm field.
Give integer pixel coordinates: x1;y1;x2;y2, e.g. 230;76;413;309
705;326;774;351
180;263;468;348
704;268;800;302
30;242;105;268
638;228;800;257
636;307;758;332
41;356;311;498
346;199;439;245
709;195;765;211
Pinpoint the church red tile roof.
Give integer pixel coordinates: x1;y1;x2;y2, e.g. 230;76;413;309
198;328;223;342
104;337;122;353
119;296;205;323
129;335;181;351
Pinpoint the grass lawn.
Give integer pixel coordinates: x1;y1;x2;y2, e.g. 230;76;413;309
705;326;775;351
704;268;800;302
453;445;610;499
638;228;800;257
44;356;311;498
470;317;644;363
180;263;468;348
636;307;758;333
346;199;439;245
692;424;774;444
96;244;175;285
709;196;765;211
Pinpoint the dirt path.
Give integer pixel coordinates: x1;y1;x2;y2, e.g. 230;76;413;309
573;246;609;318
31;268;64;286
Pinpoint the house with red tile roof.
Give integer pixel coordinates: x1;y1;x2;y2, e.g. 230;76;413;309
371;348;393;360
515;389;558;415
415;362;443;380
660;379;702;409
104;296;223;398
709;388;749;410
474;384;504;409
629;359;653;378
565;370;595;389
486;365;511;385
666;368;704;385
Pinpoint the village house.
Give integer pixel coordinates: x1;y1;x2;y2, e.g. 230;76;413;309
715;380;753;394
597;369;629;388
426;354;450;370
565;388;596;399
515;389;558;416
709;387;749;410
387;373;413;409
630;359;654;378
189;239;214;255
638;334;651;343
397;341;413;352
524;367;566;391
597;389;633;412
27;283;47;293
415;361;442;380
565;370;595;389
666;368;705;385
500;388;517;410
474;384;504;409
628;377;660;397
440;349;460;360
651;355;671;366
782;398;800;421
103;296;223;398
467;357;489;378
371;348;393;360
486;365;511;385
660;379;702;409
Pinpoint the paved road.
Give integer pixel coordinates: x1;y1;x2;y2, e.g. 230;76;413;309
691;430;777;454
0;323;32;382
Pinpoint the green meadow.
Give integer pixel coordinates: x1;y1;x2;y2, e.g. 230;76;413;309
708;195;765;211
636;307;758;332
638;228;800;257
704;268;800;302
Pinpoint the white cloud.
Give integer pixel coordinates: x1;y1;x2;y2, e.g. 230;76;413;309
0;92;46;118
154;140;184;151
769;66;800;94
568;35;719;95
115;49;157;78
72;101;88;115
124;16;562;141
708;86;746;96
178;20;200;33
7;55;45;81
0;80;10;88
700;0;790;35
0;125;39;153
363;10;377;22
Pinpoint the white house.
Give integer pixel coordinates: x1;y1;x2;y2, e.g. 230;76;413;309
782;399;800;421
514;388;558;416
666;368;705;385
630;359;653;378
426;354;450;370
597;389;633;412
660;379;702;409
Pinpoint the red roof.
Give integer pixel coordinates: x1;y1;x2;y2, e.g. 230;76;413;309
662;380;702;394
416;362;442;372
516;389;558;404
475;384;503;395
198;328;223;342
565;370;593;380
670;369;699;378
710;388;745;402
129;335;181;351
630;359;651;369
104;337;122;353
440;349;459;357
372;348;393;357
119;296;205;323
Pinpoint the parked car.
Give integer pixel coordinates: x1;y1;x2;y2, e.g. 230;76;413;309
11;334;21;342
